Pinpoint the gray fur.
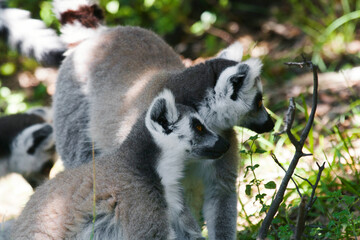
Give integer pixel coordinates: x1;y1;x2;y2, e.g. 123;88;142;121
0;219;14;240
54;24;274;239
53;54;96;167
13;91;226;240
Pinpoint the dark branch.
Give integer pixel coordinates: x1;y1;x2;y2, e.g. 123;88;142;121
274;97;297;145
294;173;313;187
292;162;326;240
306;162;325;210
257;60;319;239
292;196;307;240
270;152;302;198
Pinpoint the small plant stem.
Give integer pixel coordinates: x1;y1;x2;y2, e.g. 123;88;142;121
334;125;359;178
237;191;253;227
249;140;263;204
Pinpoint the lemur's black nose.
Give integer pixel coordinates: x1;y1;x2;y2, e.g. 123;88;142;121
209;136;230;159
259;117;274;133
249;116;274;134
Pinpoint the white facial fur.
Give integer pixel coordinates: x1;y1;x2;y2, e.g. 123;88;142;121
145;90;190;221
198;58;264;131
8;123;54;175
146;89;217;222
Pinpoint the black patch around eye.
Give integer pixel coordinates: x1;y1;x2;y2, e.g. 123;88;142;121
253;93;263;110
27;125;53;155
191;118;206;135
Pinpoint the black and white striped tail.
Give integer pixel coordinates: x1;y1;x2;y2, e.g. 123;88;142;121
0;7;66;67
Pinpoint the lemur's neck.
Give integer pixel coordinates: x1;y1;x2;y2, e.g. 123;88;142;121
111;116;161;175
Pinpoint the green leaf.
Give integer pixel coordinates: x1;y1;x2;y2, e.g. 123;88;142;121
245;184;252;196
256;193;267;201
255;148;267;154
106;1;120;14
0;63;16;76
246;164;259;172
249;135;259;141
342;195;356;205
190;21;205;35
264;181;277;189
260;204;269;213
338;176;360;197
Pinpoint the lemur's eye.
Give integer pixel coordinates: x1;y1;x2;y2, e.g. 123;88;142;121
192;118;205;133
254;93;263;110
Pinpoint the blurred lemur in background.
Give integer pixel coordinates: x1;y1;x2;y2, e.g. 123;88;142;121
0;107;56;189
0;1;62;188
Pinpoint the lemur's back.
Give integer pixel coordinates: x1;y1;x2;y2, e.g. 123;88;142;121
79;26;185;152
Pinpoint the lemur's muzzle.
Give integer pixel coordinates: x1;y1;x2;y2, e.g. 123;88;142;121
249;115;274;134
201;136;230;159
255;116;274;134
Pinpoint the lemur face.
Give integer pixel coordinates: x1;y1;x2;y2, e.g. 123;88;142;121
146;90;229;161
9;123;55;188
199;58;274;133
0;109;56;188
174;111;230;160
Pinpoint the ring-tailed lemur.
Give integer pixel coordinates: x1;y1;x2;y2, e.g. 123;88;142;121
0;107;56;188
52;1;274;239
0;3;65;67
12;90;229;240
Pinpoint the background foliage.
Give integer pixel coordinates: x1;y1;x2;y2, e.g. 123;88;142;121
1;0;360;239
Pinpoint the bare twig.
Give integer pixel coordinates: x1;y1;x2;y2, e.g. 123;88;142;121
301;153;313;157
292;196;307;240
270;152;302;198
257;61;318;240
274;98;296;139
306;162;325;210
294;173;312;186
292;162;326;240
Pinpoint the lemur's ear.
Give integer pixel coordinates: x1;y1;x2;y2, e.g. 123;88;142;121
242;58;263;82
217;41;243;62
27;124;54;154
26;107;52;123
214;58;263;100
147;89;178;135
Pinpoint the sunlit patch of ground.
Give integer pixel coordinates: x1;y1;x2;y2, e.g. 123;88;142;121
0;174;33;222
0;159;64;223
